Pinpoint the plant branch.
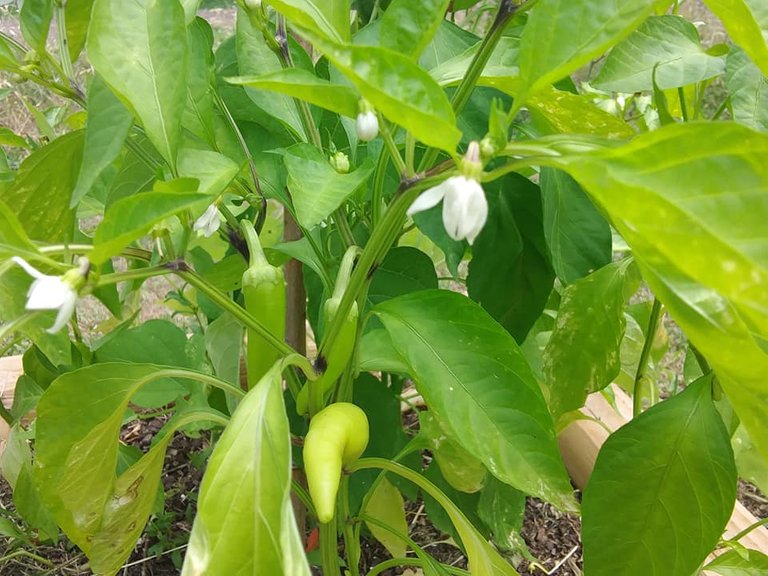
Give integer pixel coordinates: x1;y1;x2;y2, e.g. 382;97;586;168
633;298;662;417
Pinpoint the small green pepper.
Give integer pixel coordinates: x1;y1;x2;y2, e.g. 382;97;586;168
240;220;286;389
303;402;369;523
296;247;359;415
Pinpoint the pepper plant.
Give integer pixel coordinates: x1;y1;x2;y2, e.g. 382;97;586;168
0;0;767;574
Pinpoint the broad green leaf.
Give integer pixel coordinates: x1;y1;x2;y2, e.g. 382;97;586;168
227;68;359;118
366;477;409;559
35;363;229;574
380;0;451;59
375;290;577;511
368;247;438;306
94;320;192;407
517;0;663;103
541;259;640;419
184;17;217;145
420;410;486;493
91;186;209;264
430;36;520;96
236;7;305;139
703;0;768;77
582;376;737;576
182;363;311;576
706;548;768;575
204;312;243;387
467;175;554;343
14;458;59;542
177;148;240;197
105;140;157;208
20;0;53;53
71;75;134;207
733;425;768;496
726;46;768;132
284;142;374;229
418;19;478;71
312;36;461;152
540;167;613;284
358;328;410;374
0;127;29;148
593;15;726;92
528;87;635;140
88;0;188;170
477;476;527;553
265;0;349;42
180;0;202;23
65;0;95;61
0;198;36;254
2;131;84;243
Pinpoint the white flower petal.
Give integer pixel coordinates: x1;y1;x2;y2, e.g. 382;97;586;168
406;182;449;217
464;186;488;246
25;276;70;310
440;176;488;244
193;204;221;238
11;256;45;279
47;291;77;334
356;111;379;142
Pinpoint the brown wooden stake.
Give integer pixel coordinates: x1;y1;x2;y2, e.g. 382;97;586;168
283;211;306;356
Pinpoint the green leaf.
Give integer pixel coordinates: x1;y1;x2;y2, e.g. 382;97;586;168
358;328;410;374
540;167;613;284
726;45;768;132
94;320;192;407
733;425;768;496
366;477;409;559
312;36;461;152
236;7;306;139
375;290;577;511
477;476;527;553
35;363;227;574
71;75;134;207
1;131;83;243
180;0;202;23
706;547;768;576
20;0;53;53
380;0;451;59
265;0;349;42
182;363;311;576
227;68;360;118
105;138;157;208
420;410;486;493
368;247;438;306
541;259;640;418
528;87;635;140
467;175;554;343
88;0;188;170
184;17;217;145
0;127;30;148
430;36;520;96
284;142;374;229
204;312;243;387
593;15;726;92
702;0;768;77
517;0;663;102
0;198;36;254
91;186;208;264
177;148;240;197
582;376;737;576
65;0;95;61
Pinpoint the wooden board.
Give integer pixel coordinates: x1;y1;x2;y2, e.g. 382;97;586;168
559;384;768;562
0;355;21;456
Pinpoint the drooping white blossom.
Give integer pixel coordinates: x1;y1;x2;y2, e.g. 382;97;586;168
355;111;379;142
12;256;80;334
193;204;221;238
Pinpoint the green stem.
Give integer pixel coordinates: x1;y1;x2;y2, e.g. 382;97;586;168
418;0;518;171
379;120;407;176
677;87;689;122
334;207;356;248
153;368;245;399
726;516;768;543
320;519;340;576
690;344;712;376
98;265;170;286
0;401;13;426
633;298;662;417
340;475;360;576
178;267;298;358
292;479;316;516
54;2;77;90
0;549;54;568
711;96;730;121
370;142;391;227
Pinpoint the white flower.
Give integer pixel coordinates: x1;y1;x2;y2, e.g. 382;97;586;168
12;256;79;334
407;175;488;245
193;204;221;238
356;111;379;142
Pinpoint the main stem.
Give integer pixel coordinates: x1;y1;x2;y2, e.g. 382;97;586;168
633;298;662;417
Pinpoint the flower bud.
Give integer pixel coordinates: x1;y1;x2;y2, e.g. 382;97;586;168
330;151;350;174
356;111;379;142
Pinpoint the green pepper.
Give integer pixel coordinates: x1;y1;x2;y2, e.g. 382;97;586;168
240;220;286;389
296;247;360;415
303;402;369;523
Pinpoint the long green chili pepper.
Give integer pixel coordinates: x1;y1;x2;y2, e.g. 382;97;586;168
297;247;360;415
240;220;286;390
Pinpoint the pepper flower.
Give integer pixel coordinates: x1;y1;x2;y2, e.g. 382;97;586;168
407;141;488;245
12;256;89;334
355;99;379;142
193;203;221;238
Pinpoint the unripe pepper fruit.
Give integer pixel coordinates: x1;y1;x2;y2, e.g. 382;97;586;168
303;402;369;523
240;220;286;389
